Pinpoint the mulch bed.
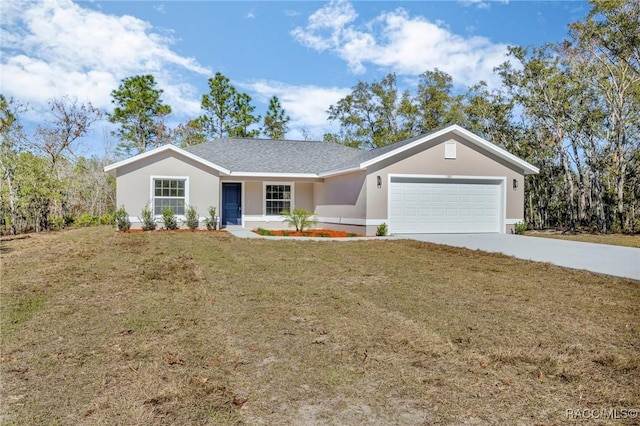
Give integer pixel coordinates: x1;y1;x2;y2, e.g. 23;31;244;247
253;229;363;238
118;229;227;234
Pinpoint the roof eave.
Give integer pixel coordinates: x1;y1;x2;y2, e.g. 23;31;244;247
524;166;540;175
227;171;320;178
103;144;231;175
318;166;364;178
448;126;539;175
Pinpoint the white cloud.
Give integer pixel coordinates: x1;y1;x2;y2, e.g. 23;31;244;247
0;0;209;119
458;0;491;9
242;80;350;140
290;0;358;52
291;0;509;86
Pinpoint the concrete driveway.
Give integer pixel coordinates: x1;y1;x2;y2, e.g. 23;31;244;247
401;233;640;280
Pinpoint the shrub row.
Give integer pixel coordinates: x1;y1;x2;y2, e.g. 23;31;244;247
114;205;219;232
49;213;115;229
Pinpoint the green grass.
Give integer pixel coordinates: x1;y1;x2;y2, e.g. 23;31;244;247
1;294;47;338
1;227;638;425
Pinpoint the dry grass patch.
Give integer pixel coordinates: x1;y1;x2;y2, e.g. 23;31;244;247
1;227;638;425
526;231;640;248
1;229;240;425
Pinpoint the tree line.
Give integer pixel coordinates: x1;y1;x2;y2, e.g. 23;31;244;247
1;0;638;235
323;0;639;233
1;95;112;234
110;72;291;156
0;76;290;234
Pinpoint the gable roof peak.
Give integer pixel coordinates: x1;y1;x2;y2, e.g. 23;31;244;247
322;124;539;176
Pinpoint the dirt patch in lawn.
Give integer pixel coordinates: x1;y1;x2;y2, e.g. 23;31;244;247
1;227;638;425
527;230;640;248
254;228;362;237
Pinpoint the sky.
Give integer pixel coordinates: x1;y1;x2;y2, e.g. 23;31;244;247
1;0;589;156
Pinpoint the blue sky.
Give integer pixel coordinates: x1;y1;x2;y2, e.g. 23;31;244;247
1;0;589;154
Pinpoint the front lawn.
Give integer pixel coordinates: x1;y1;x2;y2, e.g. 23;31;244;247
1;227;638;424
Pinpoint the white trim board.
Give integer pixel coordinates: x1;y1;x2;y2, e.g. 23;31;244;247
505;218;525;225
243;216;383;227
389;174;507;181
316;217;384;226
244;215;287;223
229;172;318;178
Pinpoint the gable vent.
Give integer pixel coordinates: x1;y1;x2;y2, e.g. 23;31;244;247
445;141;456;159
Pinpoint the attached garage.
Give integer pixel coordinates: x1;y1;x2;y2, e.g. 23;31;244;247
106;125;538;236
389;176;504;234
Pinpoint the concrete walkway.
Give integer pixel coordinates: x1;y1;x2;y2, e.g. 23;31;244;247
225;228;262;239
402;233;640;280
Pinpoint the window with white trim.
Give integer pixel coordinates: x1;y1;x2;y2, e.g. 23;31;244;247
265;184;291;215
153;178;186;215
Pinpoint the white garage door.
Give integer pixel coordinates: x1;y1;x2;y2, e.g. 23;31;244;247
389;177;502;233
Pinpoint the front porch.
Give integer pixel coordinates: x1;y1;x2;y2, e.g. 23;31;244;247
218;178;371;235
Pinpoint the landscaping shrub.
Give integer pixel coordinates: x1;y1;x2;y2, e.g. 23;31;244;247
140;204;156;231
64;214;75;227
114;206;130;231
255;227;274;236
281;208;317;232
53;214;75;229
376;222;388;236
52;216;65;230
100;214;114;225
161;207;179;230
514;221;528;235
184;205;199;230
204;206;217;230
76;213;98;227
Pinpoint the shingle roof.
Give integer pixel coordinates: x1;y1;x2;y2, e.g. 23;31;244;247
332;133;427;170
105;125;539;176
183;138;363;174
182;134;434;174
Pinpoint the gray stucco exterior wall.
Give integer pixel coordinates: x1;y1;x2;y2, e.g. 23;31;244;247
115;150;219;226
314;172;367;221
365;135;526;231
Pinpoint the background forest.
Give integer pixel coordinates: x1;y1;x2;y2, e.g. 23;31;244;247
1;0;638;235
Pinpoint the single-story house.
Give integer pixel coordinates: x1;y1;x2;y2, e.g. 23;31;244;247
104;125;539;236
